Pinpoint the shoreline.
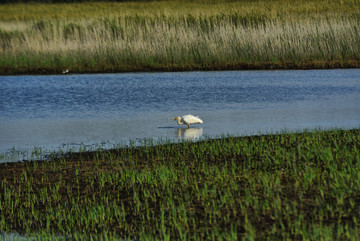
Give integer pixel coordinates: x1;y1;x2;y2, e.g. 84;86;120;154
1;61;359;76
1;127;359;165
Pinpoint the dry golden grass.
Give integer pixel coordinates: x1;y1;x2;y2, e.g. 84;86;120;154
0;0;359;74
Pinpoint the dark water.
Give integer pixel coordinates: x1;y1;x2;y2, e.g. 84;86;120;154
1;69;359;161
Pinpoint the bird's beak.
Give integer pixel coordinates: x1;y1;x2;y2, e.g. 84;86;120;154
173;117;177;120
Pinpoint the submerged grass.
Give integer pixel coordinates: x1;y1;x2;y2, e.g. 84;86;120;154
0;129;360;239
0;0;359;74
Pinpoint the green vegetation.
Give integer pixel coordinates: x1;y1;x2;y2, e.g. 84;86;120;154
1;129;360;239
0;0;359;74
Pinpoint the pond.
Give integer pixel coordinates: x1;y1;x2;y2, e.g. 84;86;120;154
1;69;359;162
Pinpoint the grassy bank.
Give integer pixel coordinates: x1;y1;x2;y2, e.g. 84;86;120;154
0;0;359;74
1;129;360;239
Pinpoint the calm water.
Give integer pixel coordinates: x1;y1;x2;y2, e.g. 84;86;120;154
1;69;359;161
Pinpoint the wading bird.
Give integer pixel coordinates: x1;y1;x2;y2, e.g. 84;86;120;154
174;114;203;128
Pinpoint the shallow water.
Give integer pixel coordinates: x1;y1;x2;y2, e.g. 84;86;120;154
1;69;359;161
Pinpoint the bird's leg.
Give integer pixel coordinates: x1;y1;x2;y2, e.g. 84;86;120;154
187;124;190;128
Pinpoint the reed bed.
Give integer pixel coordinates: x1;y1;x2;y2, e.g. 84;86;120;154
0;0;359;74
1;129;360;240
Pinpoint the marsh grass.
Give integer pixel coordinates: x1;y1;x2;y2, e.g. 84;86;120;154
0;0;359;74
0;129;360;239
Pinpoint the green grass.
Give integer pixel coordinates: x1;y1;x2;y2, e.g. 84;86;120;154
0;0;359;74
1;129;360;240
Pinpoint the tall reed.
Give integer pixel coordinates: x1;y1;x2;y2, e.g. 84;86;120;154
0;0;359;74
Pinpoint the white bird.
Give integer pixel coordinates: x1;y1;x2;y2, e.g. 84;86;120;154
174;114;203;128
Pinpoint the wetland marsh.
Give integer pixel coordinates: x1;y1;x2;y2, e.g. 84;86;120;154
1;0;360;239
1;69;360;239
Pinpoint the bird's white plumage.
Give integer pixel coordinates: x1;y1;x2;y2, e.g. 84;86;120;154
174;114;203;128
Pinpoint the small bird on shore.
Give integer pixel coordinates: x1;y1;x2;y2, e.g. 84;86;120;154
174;114;203;128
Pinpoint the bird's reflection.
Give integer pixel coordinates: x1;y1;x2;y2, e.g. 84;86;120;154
176;127;203;140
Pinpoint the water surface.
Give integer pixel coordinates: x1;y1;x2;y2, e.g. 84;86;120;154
1;69;359;161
